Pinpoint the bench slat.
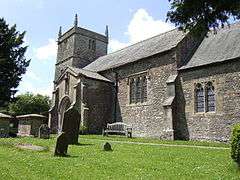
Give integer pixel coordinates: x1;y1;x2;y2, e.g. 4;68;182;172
103;122;132;138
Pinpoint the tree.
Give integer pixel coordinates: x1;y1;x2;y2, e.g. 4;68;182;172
0;18;30;107
8;93;50;116
167;0;240;33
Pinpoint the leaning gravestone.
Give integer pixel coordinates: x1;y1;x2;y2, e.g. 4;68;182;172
54;132;69;157
62;106;81;145
39;124;50;139
54;105;81;157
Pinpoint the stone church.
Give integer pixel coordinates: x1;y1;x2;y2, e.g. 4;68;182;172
49;15;240;142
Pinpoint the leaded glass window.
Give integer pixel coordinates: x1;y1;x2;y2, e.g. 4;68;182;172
195;83;204;112
206;82;215;112
129;74;148;104
136;77;141;103
129;79;136;104
142;76;147;102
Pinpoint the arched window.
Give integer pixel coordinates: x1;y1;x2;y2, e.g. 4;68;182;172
129;78;136;104
136;77;141;103
129;73;148;104
195;83;204;112
141;76;147;102
206;82;215;112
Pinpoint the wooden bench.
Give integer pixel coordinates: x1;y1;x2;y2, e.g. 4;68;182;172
103;122;132;138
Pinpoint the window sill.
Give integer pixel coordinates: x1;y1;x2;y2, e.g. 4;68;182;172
193;111;216;116
126;102;150;107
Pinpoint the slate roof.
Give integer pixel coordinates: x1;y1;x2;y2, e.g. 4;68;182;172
68;67;112;83
180;22;240;70
84;28;186;72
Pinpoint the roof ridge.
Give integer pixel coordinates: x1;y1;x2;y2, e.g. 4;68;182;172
180;21;240;70
68;66;112;82
208;21;240;35
84;26;187;72
70;66;100;73
105;27;179;56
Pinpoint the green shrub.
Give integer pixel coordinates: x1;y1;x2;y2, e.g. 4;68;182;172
8;93;50;116
231;124;240;165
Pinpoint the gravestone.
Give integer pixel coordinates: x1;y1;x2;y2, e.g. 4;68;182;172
62;106;81;145
54;132;69;157
54;105;81;157
39;124;50;139
0;128;7;138
103;142;112;151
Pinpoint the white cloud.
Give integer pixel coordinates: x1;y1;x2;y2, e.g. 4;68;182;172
126;8;174;43
109;8;174;52
17;81;53;97
35;39;57;61
108;39;129;53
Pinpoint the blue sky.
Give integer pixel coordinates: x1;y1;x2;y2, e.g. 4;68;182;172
1;0;174;97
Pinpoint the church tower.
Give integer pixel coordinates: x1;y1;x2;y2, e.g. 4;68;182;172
54;14;109;83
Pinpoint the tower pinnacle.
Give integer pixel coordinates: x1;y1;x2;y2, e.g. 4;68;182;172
58;26;62;37
105;25;109;39
74;14;78;27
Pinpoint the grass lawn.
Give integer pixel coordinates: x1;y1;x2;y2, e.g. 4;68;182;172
0;135;239;179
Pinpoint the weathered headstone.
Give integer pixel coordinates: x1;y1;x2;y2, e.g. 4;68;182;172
62;106;81;145
54;132;69;157
103;142;112;151
54;104;81;157
0;128;6;138
39;124;50;139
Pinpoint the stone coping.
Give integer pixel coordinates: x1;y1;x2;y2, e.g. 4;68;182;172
0;113;12;119
16;114;47;119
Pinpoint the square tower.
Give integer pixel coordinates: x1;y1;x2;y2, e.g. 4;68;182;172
54;14;108;83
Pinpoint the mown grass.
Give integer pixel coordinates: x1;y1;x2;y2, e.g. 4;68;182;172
81;134;230;148
0;135;239;179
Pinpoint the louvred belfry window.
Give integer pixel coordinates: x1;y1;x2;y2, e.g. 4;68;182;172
206;82;215;112
195;83;204;112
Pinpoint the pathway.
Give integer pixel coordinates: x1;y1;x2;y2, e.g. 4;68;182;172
82;138;229;150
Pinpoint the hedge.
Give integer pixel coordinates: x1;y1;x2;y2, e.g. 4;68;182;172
231;124;240;166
